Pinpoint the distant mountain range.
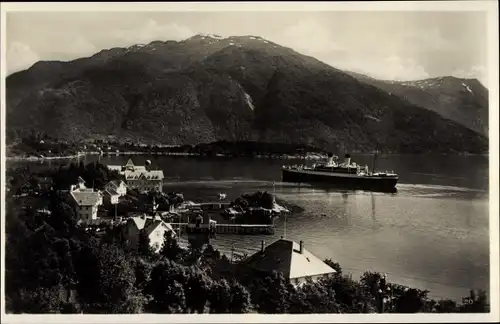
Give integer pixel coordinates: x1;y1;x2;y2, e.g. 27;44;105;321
345;71;489;136
6;33;489;154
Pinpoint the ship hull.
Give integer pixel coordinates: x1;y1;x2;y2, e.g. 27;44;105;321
282;168;398;192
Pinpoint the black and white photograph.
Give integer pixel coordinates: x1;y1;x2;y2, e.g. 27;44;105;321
1;1;498;322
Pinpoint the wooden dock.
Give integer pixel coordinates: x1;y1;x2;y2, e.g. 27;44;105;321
170;222;275;235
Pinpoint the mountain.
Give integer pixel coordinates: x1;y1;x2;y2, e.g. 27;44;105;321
345;71;489;136
6;34;488;154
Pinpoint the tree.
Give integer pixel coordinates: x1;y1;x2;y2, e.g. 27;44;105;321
48;191;78;233
8;285;67;313
75;242;145;313
208;279;232;313
393;288;427;313
228;280;252;313
435;299;458;313
133;257;153;290
261;191;275;209
160;232;182;261
289;278;339;313
234;197;249;209
324;258;343;275
146;260;188;313
319;273;370;313
252;271;291;313
185;269;212;313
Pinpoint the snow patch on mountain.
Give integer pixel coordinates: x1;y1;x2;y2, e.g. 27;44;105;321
194;33;225;40
244;92;255;111
462;82;474;95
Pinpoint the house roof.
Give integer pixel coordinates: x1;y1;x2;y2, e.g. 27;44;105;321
125;158;135;168
129;216;174;236
243;239;336;280
106;180;127;189
104;189;119;196
70;191;101;206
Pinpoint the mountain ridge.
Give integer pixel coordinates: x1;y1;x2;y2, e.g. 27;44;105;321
6;34;488;154
344;71;489;136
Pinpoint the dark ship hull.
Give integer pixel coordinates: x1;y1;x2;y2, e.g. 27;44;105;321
282;167;398;192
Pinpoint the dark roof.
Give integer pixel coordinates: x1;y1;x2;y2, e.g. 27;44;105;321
104;188;119;196
243;239;336;280
144;219;164;236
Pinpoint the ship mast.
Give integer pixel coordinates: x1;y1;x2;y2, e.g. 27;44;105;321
372;142;379;174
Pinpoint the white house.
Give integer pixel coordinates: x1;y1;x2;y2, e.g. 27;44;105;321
243;238;336;287
125;170;164;193
104;180;127;197
103;189;120;205
123;215;176;253
108;158;164;193
70;190;103;223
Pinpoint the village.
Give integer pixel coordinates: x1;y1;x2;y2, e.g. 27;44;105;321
7;157;340;290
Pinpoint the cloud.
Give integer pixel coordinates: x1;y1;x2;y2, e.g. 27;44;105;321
113;19;195;45
7;41;40;74
452;65;488;87
401;28;455;53
66;36;97;56
272;18;430;82
273;18;346;57
331;55;430;81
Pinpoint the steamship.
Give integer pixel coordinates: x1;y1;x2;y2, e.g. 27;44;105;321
282;153;398;192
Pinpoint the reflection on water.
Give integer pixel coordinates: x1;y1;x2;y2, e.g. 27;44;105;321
7;154;490;301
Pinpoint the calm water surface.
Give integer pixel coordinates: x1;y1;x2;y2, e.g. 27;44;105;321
11;154;490;301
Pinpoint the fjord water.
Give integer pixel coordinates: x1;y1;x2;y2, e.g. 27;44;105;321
25;153;490;301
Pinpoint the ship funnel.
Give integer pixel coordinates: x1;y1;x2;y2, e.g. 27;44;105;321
344;154;351;166
327;152;334;166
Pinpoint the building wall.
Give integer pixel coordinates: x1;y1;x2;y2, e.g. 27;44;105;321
127;179;163;193
116;184;127;196
105;195;119;204
123;221;173;253
149;227;168;253
76;205;99;222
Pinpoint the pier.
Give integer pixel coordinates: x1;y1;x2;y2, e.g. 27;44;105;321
170;222;275;235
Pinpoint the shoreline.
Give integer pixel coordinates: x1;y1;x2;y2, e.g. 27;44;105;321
6;151;489;162
6;152;87;162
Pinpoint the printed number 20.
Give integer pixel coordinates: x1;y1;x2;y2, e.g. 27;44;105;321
462;297;474;305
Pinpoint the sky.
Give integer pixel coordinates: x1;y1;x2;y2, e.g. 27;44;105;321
5;10;490;86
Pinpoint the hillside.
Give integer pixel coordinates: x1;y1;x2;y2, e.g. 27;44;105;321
6;33;488;154
345;71;489;136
